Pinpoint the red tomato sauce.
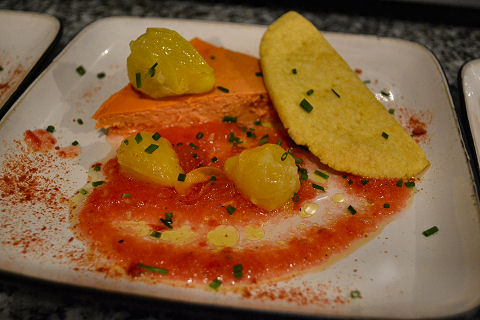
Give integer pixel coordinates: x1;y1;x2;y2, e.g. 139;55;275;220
74;121;412;286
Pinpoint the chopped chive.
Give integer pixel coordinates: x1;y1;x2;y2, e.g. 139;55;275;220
312;183;325;192
299;98;313;113
381;90;390;97
306;89;314;96
258;139;269;146
209;279;222;290
222;116;237;123
165;212;173;220
77;118;83;125
233;264;243;278
152;132;161;141
276;140;282;146
253;119;262;126
92;181;105;187
331;88;341;98
177;173;186;182
46;125;55;133
76;66;86;76
292;192;299;202
396;179;403;187
97;72;105;79
135;72;141;88
228;132;243;146
226;205;236;215
255;71;263;77
160;218;173;229
123;139;129;145
281;151;289;161
388;108;395;114
79;189;88;195
363;80;371;84
0;66;3;72
348;179;354;186
210;56;215;60
196;132;204;139
348;205;357;215
93;165;101;171
382;132;389;139
147;62;158;77
210;176;217;182
314;170;329;179
192;153;197;158
384;203;390;208
298;168;308;181
217;86;229;93
138;263;168;274
259;93;264;99
150;231;161;238
135;133;142;144
122;193;130;198
422;226;439;237
292;68;297;74
405;181;415;188
361;179;369;185
72;140;79;146
189;142;199;149
145;144;159;154
350;290;362;299
211;156;218;163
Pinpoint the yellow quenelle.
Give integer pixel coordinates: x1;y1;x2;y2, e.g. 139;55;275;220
224;144;300;210
117;132;183;187
127;28;215;99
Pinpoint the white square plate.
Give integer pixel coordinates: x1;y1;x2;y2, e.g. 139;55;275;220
0;17;479;319
461;59;480;166
0;10;60;113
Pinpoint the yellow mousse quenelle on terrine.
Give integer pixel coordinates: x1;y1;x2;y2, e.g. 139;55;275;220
93;34;274;135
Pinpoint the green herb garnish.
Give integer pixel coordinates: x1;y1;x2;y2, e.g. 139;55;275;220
138;263;168;274
314;170;329;179
292;68;297;74
122;193;130;198
147;62;158;77
405;181;415;188
292;192;299;202
217;86;229;93
145;144;159;154
76;66;86;76
255;72;263;77
331;88;341;98
306;89;314;96
350;290;362;299
228;132;243;146
382;132;389;139
211;156;218;163
177;173;186;182
135;133;142;144
77;118;83;125
196;132;204;139
348;179;354;186
93;165;101;171
46;125;55;133
258;138;269;146
396;179;403;187
150;231;161;238
422;226;439;237
361;179;369;185
384;203;390;208
152;132;161;141
388;108;395;114
348;205;357;215
226;205;236;215
298;167;308;181
92;181;105;187
160;212;173;229
209;279;222;290
72;140;79;146
97;72;105;79
222;115;237;123
312;183;325;192
135;72;141;88
79;189;88;195
381;90;390;97
189;142;199;149
253;119;262;126
299;98;313;113
233;264;243;278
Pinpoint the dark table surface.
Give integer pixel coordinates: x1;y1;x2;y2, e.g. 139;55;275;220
0;0;479;319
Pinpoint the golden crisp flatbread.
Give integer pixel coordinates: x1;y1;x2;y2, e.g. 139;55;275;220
260;11;429;178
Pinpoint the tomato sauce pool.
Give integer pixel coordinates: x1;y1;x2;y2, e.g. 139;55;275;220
74;121;412;287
